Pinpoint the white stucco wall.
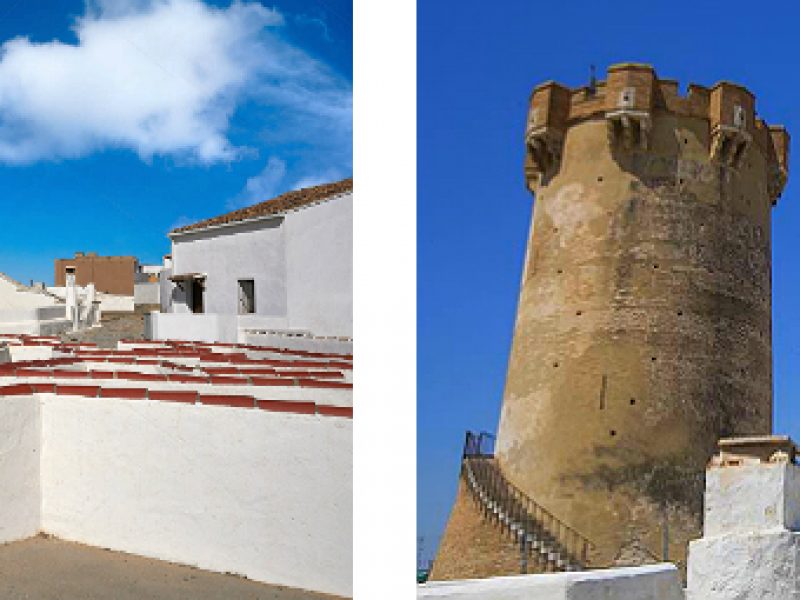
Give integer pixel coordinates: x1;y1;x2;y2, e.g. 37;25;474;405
418;564;684;600
147;313;239;343
171;218;287;317
48;286;134;313
284;192;352;337
39;395;352;597
686;459;800;599
161;192;352;344
134;282;160;306
0;395;40;543
703;461;800;537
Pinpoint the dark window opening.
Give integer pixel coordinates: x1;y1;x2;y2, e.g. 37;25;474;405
191;279;204;314
238;279;256;315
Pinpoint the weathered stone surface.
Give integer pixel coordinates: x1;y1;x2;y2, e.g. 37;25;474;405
434;63;789;579
430;478;524;581
420;564;684;599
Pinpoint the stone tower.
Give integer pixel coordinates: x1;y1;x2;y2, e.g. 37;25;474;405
431;63;789;580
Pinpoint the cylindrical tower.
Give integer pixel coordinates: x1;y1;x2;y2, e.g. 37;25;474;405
431;63;789;581
497;63;789;571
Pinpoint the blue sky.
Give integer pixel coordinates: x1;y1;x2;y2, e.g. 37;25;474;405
418;0;800;564
0;0;351;284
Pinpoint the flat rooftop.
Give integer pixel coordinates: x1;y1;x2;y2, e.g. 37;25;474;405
0;536;343;600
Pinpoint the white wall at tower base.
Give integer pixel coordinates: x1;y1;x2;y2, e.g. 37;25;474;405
685;437;800;600
418;564;684;600
703;461;800;537
687;531;800;599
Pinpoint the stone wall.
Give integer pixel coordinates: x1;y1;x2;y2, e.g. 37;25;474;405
431;478;530;580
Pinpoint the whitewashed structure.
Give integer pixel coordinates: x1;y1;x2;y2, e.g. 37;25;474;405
47;285;135;313
0;273;69;334
148;179;352;348
418;564;683;600
0;335;353;598
0;272;101;334
134;262;164;307
687;435;800;599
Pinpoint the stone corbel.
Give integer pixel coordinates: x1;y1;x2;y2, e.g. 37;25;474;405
710;125;751;170
605;110;651;151
768;165;788;205
525;126;564;178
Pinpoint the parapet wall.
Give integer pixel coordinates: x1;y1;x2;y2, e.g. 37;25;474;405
526;63;789;203
0;391;352;598
419;564;683;600
0;397;40;544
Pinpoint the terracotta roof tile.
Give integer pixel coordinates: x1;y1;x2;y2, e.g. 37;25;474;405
171;177;353;235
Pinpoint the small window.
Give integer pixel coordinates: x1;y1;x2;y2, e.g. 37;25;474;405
733;104;746;129
618;87;636;108
238;279;255;314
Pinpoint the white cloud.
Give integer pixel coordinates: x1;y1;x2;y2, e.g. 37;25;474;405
236;155;287;205
0;0;352;165
293;169;346;191
228;156;346;209
295;13;332;41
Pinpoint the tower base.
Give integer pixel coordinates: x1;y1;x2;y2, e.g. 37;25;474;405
430;478;526;580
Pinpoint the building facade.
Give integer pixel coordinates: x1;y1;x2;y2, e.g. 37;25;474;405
432;64;789;579
149;178;353;346
54;253;138;296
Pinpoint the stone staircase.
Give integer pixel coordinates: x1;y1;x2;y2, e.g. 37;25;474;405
461;432;593;573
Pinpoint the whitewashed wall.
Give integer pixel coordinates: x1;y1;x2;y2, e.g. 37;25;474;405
284;192;353;337
0;396;40;543
418;564;684;600
134;282;160;306
157;192;352;344
39;395;352;598
147;313;238;343
171;218;287;316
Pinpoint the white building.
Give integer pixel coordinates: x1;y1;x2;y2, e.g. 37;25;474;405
0;273;70;335
0;271;101;335
148;178;353;348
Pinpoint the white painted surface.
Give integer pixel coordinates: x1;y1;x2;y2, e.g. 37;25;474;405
147;313;240;343
241;330;353;354
0;274;71;334
0;396;40;544
40;395;352;598
8;345;55;362
0;274;60;309
49;287;134;313
418;564;683;600
171;217;287;316
704;462;800;537
686;457;800;599
687;531;800;599
157;191;352;343
134;282;160;305
284;192;352;337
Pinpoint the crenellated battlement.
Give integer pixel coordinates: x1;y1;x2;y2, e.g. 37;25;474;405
525;63;790;203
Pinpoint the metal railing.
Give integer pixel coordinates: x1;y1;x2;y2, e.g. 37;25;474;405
461;430;593;572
